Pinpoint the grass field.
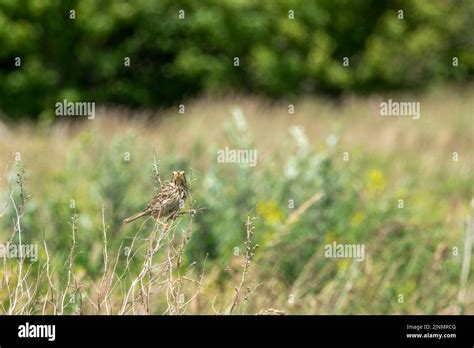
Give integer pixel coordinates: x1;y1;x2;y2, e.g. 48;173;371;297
0;84;472;314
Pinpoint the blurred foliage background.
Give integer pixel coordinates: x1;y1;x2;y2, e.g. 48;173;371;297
0;0;472;314
0;0;473;120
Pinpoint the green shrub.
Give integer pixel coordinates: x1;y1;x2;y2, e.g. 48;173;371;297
0;0;472;120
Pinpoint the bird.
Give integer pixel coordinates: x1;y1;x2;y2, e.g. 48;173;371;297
123;170;188;227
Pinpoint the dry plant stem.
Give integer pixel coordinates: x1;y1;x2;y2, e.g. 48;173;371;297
332;261;360;314
118;231;143;284
86;242;122;314
175;207;209;217
19;270;33;314
163;197;207;315
152;148;162;190
268;192;323;249
2;255;13;313
7;161;27;315
97;202;111;314
42;241;59;314
178;259;206;314
456;216;473;314
119;222;168;314
165;233;176;313
165;221;189;315
228;216;256;314
105;220;156;315
20;263;41;314
103;245;123;312
141;224;173;314
108;228;147;314
172;226;192;314
59;210;79;314
2;161;41;315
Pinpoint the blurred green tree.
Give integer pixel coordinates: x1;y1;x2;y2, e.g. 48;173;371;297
0;0;472;120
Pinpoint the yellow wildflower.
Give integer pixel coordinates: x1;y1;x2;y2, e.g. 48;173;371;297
350;211;365;226
367;169;385;192
256;200;284;225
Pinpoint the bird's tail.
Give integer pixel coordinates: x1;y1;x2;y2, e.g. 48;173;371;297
123;210;148;224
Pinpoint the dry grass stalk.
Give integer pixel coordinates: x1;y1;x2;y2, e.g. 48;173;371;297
228;216;258;314
456;216;473;314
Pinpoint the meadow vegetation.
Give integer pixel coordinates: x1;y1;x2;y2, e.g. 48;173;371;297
0;85;472;314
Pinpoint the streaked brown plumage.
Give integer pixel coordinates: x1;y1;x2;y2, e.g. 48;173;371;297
123;171;188;225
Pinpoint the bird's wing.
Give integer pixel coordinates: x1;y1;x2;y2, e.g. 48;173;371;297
146;183;176;209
